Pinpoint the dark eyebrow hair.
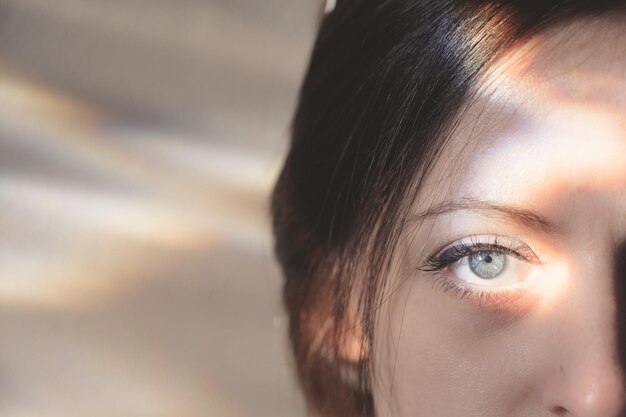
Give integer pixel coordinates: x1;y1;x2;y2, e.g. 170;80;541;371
407;197;556;234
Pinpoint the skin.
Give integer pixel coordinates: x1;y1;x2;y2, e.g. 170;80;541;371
370;16;626;417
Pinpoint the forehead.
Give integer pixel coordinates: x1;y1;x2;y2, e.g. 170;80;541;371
424;16;626;211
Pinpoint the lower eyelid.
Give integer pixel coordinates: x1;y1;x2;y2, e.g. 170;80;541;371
435;267;542;312
475;287;540;314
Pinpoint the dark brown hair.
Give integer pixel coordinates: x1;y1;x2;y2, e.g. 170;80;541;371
272;1;625;416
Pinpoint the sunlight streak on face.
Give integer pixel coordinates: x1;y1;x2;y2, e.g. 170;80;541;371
535;258;571;314
376;18;626;417
456;19;626;316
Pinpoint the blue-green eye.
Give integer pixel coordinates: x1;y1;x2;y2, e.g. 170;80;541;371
419;235;541;289
469;251;506;279
451;245;534;288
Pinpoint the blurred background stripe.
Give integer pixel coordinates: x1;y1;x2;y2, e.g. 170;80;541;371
0;1;319;416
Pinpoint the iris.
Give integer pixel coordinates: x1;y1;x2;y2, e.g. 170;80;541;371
469;251;506;279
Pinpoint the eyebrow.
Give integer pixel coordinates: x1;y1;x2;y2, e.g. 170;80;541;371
407;197;556;234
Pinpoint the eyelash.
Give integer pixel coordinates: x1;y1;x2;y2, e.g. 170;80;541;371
419;236;535;273
417;236;540;307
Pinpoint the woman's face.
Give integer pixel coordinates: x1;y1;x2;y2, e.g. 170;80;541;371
372;17;626;417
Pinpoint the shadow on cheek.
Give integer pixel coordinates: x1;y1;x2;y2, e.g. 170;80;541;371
616;241;626;373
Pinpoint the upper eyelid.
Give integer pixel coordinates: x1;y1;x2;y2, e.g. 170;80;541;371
420;235;541;271
444;242;533;262
435;235;524;257
444;242;510;256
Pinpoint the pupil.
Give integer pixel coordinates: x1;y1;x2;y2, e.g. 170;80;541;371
484;254;493;263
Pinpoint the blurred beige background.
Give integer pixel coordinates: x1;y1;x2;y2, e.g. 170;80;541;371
0;1;321;416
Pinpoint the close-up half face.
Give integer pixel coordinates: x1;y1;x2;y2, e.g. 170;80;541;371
373;16;626;417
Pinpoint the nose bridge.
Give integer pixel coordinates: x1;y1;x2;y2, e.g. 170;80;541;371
569;281;623;393
542;248;626;416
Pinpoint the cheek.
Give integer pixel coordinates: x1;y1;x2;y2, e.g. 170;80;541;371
373;277;551;417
